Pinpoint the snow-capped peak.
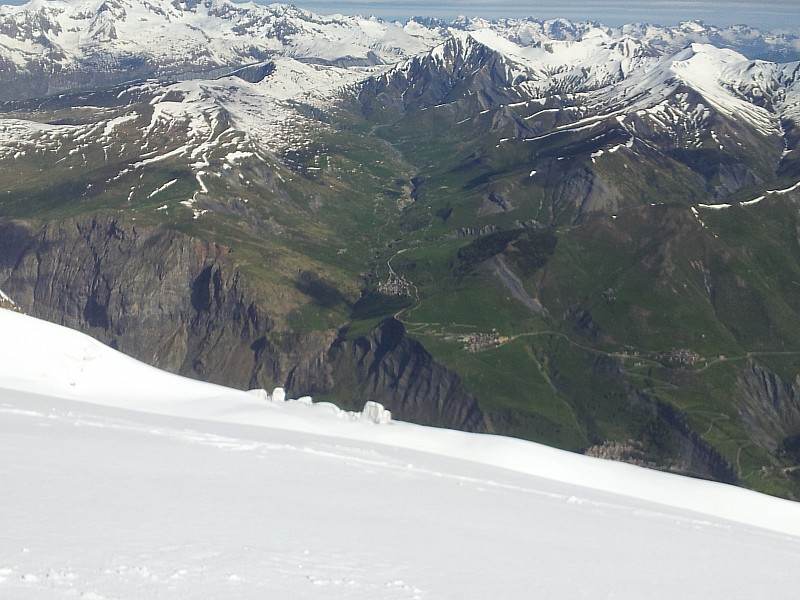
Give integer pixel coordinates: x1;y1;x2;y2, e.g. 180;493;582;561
0;0;439;84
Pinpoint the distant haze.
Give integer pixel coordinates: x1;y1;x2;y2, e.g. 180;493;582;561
0;0;796;32
290;1;800;31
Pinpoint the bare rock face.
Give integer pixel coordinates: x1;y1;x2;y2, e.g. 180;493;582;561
0;216;286;390
584;357;738;484
541;161;622;223
649;395;739;484
357;35;520;116
329;318;491;433
0;217;489;435
738;360;800;451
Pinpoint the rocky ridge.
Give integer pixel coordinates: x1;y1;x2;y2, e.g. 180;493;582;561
0;216;485;432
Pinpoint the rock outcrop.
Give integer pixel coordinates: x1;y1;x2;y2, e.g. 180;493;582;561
647;393;739;484
0;216;287;389
579;356;738;484
738;360;800;451
329;318;490;433
0;216;487;434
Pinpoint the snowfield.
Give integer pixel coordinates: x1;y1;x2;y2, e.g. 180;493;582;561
1;307;799;599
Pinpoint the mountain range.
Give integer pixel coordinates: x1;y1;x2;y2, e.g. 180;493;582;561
2;0;800;499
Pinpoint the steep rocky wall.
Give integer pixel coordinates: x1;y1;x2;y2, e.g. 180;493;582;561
578;356;738;484
738;360;800;451
0;216;289;390
646;394;739;484
0;217;487;434
327;318;491;433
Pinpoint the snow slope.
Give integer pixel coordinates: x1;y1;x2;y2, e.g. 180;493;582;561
1;307;799;599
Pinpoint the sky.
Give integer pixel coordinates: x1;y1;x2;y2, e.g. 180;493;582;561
289;1;800;31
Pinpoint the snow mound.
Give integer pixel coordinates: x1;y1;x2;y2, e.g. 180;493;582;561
360;400;392;424
271;386;287;403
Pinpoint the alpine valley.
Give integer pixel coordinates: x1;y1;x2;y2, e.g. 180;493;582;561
2;0;800;498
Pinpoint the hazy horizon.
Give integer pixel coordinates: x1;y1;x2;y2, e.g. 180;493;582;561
290;1;800;31
0;0;797;32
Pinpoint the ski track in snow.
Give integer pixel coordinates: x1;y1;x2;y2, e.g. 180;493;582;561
0;394;434;599
1;391;799;600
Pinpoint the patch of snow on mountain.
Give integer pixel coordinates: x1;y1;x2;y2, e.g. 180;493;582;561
767;179;800;195
467;26;658;93
254;55;379;102
669;44;778;135
0;118;82;160
147;178;177;198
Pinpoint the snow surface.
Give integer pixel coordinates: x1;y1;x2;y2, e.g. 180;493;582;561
1;308;800;598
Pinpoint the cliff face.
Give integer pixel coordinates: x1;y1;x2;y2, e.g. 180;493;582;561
644;393;739;484
327;319;490;433
0;217;288;389
738;360;800;451
581;357;738;484
0;217;485;434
